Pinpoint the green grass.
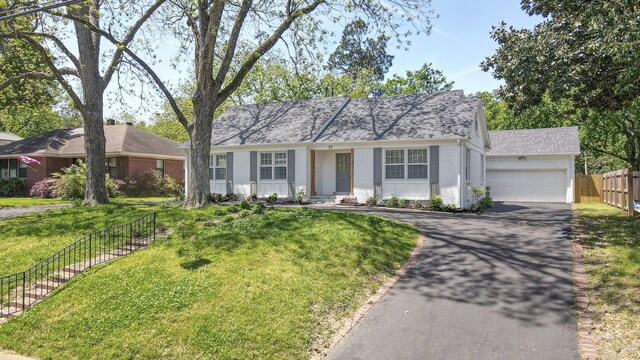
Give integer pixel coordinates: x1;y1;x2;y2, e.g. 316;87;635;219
577;204;640;360
0;205;418;359
0;197;66;208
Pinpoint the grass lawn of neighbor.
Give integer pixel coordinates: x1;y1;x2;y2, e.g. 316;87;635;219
0;197;66;208
577;204;640;360
0;203;418;359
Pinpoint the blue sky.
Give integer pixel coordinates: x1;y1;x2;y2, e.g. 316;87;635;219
383;0;540;94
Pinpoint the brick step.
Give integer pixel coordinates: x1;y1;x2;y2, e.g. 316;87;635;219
108;249;132;256
35;281;62;291
62;266;83;274
24;292;44;299
49;273;73;283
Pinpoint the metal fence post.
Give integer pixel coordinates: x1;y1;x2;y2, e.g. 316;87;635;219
153;212;157;242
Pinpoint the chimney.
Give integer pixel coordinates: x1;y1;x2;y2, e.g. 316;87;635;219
106;119;116;125
125;122;133;126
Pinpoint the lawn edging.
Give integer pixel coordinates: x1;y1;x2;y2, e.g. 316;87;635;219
313;233;426;359
571;204;598;360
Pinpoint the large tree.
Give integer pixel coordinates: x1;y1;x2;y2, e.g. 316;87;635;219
482;0;640;169
382;62;454;96
0;0;165;204
100;0;433;208
328;18;394;81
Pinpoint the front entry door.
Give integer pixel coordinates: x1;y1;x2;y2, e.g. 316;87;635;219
336;153;351;194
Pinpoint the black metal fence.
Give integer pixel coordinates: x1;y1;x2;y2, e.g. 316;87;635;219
0;212;156;318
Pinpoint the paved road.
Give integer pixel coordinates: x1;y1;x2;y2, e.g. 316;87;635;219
0;204;70;220
324;202;578;360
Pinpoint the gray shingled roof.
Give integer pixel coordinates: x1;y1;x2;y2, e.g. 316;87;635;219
0;125;184;158
487;127;580;155
0;132;23;141
209;97;348;146
206;91;481;146
316;91;481;142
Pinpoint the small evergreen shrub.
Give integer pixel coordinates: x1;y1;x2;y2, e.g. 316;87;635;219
214;209;226;216
250;193;258;201
164;176;185;200
268;192;278;203
240;200;251;210
0;178;25;197
386;195;400;208
397;198;407;208
295;189;306;204
227;205;240;213
253;202;265;214
223;216;234;223
228;193;239;201
238;210;250;218
429;194;444;211
365;197;378;207
30;178;56;198
210;192;224;203
121;169;164;196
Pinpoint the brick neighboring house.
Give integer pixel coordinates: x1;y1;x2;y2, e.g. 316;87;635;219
0;122;184;193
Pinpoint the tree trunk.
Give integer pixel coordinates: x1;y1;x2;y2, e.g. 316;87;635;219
185;92;215;208
73;1;108;205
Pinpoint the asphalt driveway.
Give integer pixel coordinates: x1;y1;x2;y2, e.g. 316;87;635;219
325;202;578;360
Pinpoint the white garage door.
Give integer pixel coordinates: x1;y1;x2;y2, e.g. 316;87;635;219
487;170;567;202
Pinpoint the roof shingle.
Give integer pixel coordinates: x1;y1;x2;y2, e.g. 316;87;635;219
487;127;580;155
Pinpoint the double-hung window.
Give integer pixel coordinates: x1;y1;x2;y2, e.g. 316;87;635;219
385;148;428;180
106;158;117;179
156;159;165;177
214;154;226;180
18;161;27;178
260;152;287;180
385;150;405;179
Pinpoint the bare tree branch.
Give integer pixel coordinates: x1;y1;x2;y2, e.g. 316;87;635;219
212;0;252;93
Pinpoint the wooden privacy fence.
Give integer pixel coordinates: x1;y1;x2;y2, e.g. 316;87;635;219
575;174;604;204
602;168;639;216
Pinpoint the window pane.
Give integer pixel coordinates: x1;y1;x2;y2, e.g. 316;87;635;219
209;168;214;180
215;168;226;180
19;167;27;179
260;153;272;165
260;167;272;180
408;149;427;164
385;164;404;179
108;168;117;179
209;155;214;168
385;150;404;164
0;159;7;178
274;166;287;180
216;154;226;167
274;152;287;166
156;159;164;168
9;159;17;178
408;164;428;179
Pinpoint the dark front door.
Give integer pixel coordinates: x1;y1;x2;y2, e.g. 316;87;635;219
336;153;351;194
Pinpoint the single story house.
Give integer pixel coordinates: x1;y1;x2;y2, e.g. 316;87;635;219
0;132;23;146
486;127;580;203
184;91;492;207
0;122;185;192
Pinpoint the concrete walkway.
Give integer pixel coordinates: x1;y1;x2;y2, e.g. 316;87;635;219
322;202;579;360
0;204;70;220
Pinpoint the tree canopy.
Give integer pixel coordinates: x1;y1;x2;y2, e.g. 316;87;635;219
327;18;394;81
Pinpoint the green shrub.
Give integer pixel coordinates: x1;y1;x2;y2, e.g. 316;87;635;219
429;194;444;211
227;205;240;213
268;192;278;203
210;193;224;203
228;193;239;201
397;199;407;208
386;195;400;208
214;209;226;216
223;216;234;223
365;197;378;207
250;193;258;201
121;169;163;197
0;178;25;197
253;202;265;214
410;200;424;209
50;161;120;200
164;176;185;200
471;196;494;213
240;200;251;210
295;189;306;204
238;210;250;218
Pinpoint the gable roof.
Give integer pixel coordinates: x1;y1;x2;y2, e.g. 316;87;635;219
0;125;184;159
0;132;23;142
487;127;580;156
204;90;484;147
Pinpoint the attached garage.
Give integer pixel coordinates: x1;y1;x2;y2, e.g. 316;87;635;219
486;127;580;203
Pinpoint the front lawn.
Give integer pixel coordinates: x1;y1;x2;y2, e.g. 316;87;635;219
577;204;640;360
0;197;66;208
0;205;417;359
